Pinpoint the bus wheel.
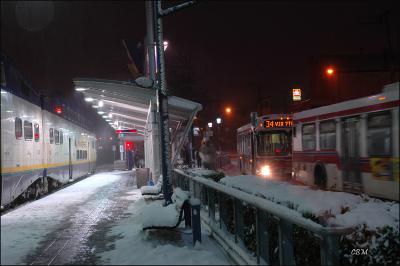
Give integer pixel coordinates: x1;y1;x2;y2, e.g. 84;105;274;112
314;164;327;189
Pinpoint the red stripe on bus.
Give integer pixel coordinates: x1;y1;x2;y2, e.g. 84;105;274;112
295;100;400;123
293;152;372;172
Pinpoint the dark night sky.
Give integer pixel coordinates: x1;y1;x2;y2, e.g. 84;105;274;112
1;1;399;131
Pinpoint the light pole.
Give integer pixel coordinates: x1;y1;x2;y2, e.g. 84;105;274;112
216;117;221;152
147;0;196;206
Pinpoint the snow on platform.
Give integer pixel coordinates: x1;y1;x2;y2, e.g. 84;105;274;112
1;171;124;265
220;175;399;231
98;195;231;265
1;169;231;265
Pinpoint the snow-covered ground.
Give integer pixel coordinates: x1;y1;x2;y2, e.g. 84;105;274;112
1;171;123;265
1;170;232;265
99;192;232;265
220;175;399;230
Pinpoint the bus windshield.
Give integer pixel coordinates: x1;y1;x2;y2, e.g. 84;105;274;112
257;131;291;156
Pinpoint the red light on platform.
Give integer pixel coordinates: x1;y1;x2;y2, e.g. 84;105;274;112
125;141;134;150
55;106;62;114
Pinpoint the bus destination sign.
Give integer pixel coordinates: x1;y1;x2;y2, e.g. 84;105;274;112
264;119;294;128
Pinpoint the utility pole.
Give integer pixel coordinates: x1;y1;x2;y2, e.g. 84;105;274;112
147;0;196;206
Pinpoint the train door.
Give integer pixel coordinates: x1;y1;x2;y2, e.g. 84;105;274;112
69;138;72;179
341;116;363;192
88;141;90;173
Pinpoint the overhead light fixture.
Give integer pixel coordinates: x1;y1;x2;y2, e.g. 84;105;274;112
106;119;111;122
75;87;87;92
92;105;99;108
102;115;108;118
85;97;94;102
98;100;104;107
108;113;113;118
98;111;105;115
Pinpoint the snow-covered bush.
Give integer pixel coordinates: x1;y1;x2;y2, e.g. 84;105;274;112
340;224;400;265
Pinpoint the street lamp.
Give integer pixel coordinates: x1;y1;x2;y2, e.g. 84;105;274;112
225;107;232;114
325;66;335;77
216;117;222;152
208;122;213;128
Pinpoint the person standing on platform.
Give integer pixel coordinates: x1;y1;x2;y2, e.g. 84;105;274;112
199;138;216;170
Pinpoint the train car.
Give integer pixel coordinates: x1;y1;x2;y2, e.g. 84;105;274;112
292;82;399;200
1;53;97;208
237;114;293;179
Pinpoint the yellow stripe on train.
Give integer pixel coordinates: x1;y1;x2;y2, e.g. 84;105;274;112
1;160;92;174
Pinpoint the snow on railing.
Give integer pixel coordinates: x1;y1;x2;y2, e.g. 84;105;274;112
173;168;354;265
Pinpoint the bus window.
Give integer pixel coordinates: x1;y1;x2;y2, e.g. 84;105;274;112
320;120;336;150
302;123;316;150
368;112;391;156
24;120;33;140
34;123;40;142
55;130;60;144
257;131;290;156
15;117;22;139
49;128;54;144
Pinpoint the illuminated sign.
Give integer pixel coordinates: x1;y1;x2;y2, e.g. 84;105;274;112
292;88;301;101
264;119;294;128
116;129;137;134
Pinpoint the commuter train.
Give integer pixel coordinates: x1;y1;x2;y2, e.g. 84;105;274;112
1;53;97;208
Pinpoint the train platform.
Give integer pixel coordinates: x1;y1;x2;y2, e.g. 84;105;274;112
1;170;232;265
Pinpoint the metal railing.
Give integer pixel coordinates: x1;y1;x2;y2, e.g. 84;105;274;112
173;169;353;265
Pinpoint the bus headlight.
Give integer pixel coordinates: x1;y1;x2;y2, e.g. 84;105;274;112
260;165;271;177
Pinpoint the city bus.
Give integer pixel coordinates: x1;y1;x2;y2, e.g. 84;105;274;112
237;114;293;179
292;82;399;200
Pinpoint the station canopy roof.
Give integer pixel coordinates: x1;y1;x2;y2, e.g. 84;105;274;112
73;78;202;136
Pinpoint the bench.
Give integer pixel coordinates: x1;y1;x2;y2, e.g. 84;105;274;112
142;188;201;245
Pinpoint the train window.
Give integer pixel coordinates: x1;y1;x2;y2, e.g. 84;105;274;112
24;121;33;140
60;131;63;144
15;117;22;139
84;150;87;159
92;140;95;149
368;112;391;156
54;130;60;144
302;123;316;150
320;120;336;150
34;123;40;142
76;150;79;160
1;62;5;87
49;128;54;144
